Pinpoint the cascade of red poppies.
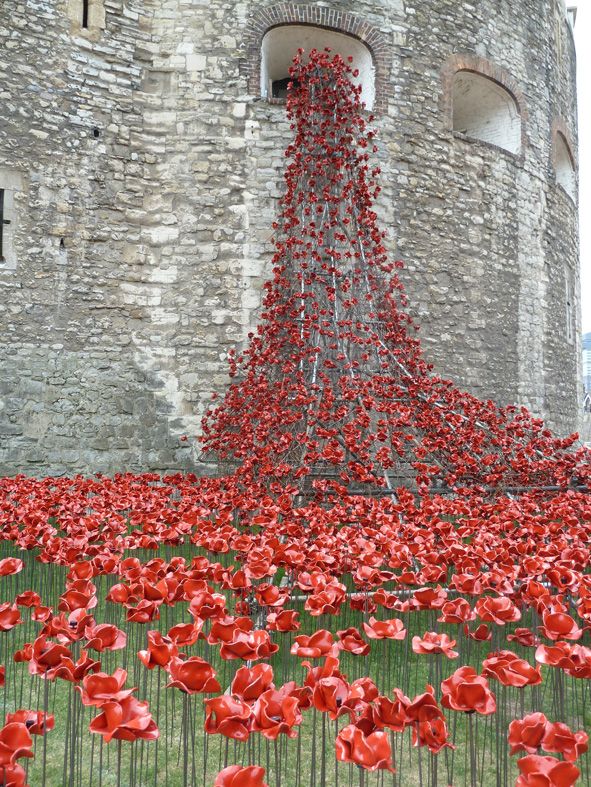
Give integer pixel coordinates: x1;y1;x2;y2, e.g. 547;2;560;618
201;49;583;497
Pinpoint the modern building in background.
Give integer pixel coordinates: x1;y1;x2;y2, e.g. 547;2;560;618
0;0;581;475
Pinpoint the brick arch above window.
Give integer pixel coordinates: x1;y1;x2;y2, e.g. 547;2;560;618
241;3;391;113
441;54;528;155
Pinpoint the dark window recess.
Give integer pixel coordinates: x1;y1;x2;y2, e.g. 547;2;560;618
0;189;10;262
82;0;89;28
271;77;299;99
60;238;66;249
92;127;100;138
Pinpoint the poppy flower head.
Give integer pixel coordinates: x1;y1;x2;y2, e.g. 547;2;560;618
4;711;54;736
335;723;394;772
78;668;135;707
213;765;268;787
515;755;579;787
231;663;275;702
508;712;548;756
166;657;221;695
482;650;542;688
412;632;458;659
441;667;496;715
290;629;335;659
362;617;406;641
204;696;252;742
89;696;159;743
251;688;302;739
0;722;34;766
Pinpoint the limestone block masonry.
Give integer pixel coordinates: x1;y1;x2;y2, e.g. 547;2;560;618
0;0;581;476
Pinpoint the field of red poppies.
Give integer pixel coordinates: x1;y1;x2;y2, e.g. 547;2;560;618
1;50;589;786
0;473;590;786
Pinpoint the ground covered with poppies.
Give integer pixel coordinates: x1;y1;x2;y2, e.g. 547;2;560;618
1;50;590;786
0;475;590;786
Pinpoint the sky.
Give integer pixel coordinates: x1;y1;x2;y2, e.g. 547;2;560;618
575;1;591;332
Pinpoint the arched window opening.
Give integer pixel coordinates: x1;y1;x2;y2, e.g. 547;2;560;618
271;77;300;100
452;71;521;154
261;26;376;110
555;132;576;200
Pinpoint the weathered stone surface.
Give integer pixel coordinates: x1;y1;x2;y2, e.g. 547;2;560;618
0;0;581;476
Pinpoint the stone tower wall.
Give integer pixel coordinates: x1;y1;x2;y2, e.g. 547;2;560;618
0;0;580;475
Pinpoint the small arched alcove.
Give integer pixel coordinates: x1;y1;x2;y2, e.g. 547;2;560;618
260;26;376;109
452;71;521;154
555;131;576;200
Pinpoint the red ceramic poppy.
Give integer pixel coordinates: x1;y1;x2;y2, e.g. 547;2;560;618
89;696;159;743
4;711;54;736
564;644;591;679
302;655;345;689
266;609;300;632
540;611;583;641
255;583;288;607
336;627;370;656
0;558;24;576
362;616;406;640
0;604;21;632
482;650;542;687
167;621;203;647
440;666;496;715
126;600;160;623
464;624;492;641
219;630;279;661
335;723;394;772
85;623;127;652
542;722;589;762
311;676;350;719
12;645;32;664
14;591;40;608
188;589;227;620
515;755;579;787
28;636;72;678
405;685;443;724
408;586;448;611
231;664;275;702
437;598;476;623
475;596;521;625
535;642;574;669
0;763;28;787
78;668;135;706
204;695;252;741
166;657;221;694
412;632;458;659
50;650;101;683
290;629;335;658
251;688;302;739
0;722;33;766
371;690;409;732
508;712;548;755
213;765;268;787
507;628;540;648
304;582;346;616
137;630;178;669
412;715;454;753
207;616;253;645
